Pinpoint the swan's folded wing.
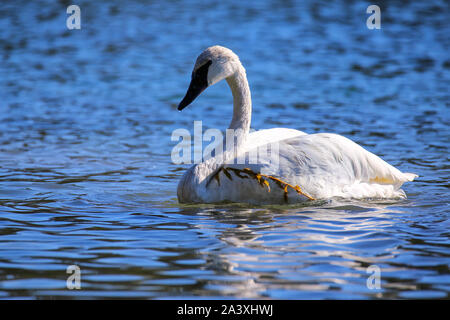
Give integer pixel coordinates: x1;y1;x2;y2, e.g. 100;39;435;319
279;133;418;188
190;132;418;202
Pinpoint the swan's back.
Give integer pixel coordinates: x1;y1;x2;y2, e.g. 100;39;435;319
261;132;417;200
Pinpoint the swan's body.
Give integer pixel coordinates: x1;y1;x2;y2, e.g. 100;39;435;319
176;46;417;204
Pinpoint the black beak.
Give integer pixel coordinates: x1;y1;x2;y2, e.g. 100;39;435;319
177;78;208;111
178;60;212;111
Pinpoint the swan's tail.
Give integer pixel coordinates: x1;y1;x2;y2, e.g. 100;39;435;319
403;172;418;182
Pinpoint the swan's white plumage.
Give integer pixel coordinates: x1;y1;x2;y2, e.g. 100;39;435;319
176;46;417;204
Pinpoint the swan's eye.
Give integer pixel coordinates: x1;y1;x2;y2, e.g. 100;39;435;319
192;60;212;83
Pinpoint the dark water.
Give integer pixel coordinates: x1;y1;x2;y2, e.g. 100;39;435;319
0;0;449;299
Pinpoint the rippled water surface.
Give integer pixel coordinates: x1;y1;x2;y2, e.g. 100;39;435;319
0;0;449;299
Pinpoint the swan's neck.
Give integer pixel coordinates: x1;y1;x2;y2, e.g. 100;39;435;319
208;64;252;167
226;65;252;136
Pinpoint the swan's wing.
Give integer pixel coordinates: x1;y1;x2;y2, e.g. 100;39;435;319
268;133;417;198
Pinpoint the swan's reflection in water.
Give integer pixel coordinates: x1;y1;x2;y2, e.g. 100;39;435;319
175;200;413;298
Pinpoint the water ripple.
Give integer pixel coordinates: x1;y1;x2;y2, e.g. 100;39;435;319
0;0;448;299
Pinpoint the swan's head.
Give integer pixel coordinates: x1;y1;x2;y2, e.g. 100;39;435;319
178;45;241;111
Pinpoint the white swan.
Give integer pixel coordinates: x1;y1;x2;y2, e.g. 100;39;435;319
176;46;417;204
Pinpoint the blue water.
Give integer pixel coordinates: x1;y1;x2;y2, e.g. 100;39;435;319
0;0;449;299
